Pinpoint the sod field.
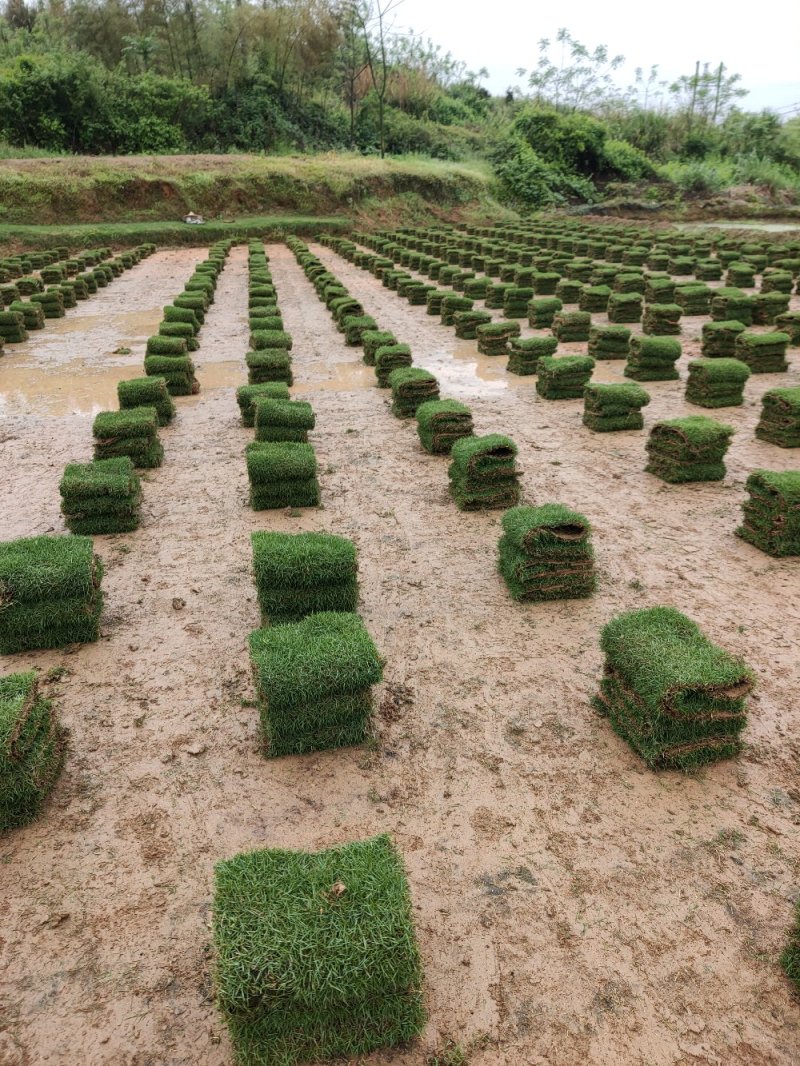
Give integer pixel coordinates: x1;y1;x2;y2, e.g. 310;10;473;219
1;216;799;1065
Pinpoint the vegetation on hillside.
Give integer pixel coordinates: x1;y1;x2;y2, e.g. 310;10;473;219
1;3;798;214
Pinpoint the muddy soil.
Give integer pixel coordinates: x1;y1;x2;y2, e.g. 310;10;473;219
0;242;799;1066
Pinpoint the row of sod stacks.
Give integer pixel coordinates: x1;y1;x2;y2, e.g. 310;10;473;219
685;359;750;408
476;321;520;355
118;376;175;426
416;400;474;454
536;355;594;399
0;672;64;831
646;416;734;483
594;606;753;769
92;407;163;469
625;337;681;381
389;368;439;418
254;397;315;442
756;387;800;447
0;535;103;653
212;834;425;1062
248;611;382;756
734;331;790;373
507;336;557;375
144;336;198;397
448;435;521;510
246;442;320;510
701;320;746;357
643;303;682;335
583;383;650;431
589;325;630;360
236;382;291;427
498;505;596;601
60;458;141;535
736;470;800;557
251;531;358;625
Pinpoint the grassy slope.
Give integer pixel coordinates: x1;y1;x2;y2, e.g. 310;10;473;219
0;153;512;242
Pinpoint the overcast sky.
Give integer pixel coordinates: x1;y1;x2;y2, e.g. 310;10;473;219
392;0;800;115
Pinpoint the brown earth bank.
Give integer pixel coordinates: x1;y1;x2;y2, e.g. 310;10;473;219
0;242;798;1066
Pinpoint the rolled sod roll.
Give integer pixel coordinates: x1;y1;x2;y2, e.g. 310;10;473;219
448;434;521;511
646;415;734;483
415;399;473;454
374;344;412;387
498;503;596;602
593;606;753;769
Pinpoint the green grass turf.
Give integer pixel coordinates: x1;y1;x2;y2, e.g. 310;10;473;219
251;531;358;624
755;387;800;447
498;503;596;601
361;330;396;366
0;673;64;831
246;349;293;386
248;611;382;755
0;535;103;652
250;330;292;351
388;367;439;418
736;469;800;557
60;457;141;533
236;383;291;427
780;900;800;993
593;606;753;769
415;399;473;454
374;345;413;387
254;399;315;443
536;355;595;400
213;834;424;1065
118;376;176;425
448;434;520;510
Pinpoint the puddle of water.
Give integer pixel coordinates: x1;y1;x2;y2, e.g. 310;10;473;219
676;221;800;232
0;361;144;417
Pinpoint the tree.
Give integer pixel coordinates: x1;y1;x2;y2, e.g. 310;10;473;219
520;28;625;111
122;34;159;73
669;62;747;126
351;0;403;158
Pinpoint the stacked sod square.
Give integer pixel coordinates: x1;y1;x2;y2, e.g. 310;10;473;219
375;344;412;386
736;470;800;556
593;606;753;769
646;416;733;483
448;434;521;510
552;310;591;342
212;834;425;1062
0;671;65;831
251;531;358;624
625;337;681;381
93;407;163;469
643;303;682;335
756;387;800;447
536;355;594;399
589;325;631;361
118;376;175;426
782;901;800;993
416;399;474;454
254;397;315;443
248;611;382;755
0;535;103;653
498;504;596;601
476;321;521;356
583;383;650;431
701;321;746;358
734;331;790;373
685;358;750;408
507;336;558;376
389;368;439;418
60;457;141;535
236;382;291;427
246;442;320;510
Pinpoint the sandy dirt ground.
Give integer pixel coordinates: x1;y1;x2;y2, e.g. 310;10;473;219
0;240;799;1066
